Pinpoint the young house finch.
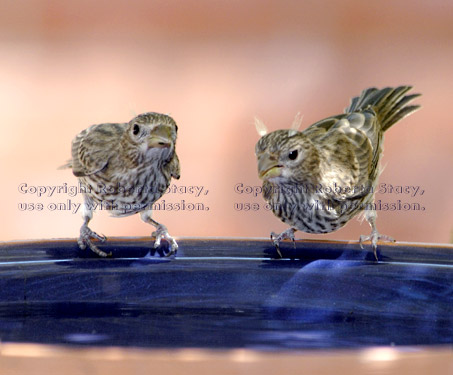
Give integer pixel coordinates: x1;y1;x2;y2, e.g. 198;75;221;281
255;86;421;260
62;112;180;257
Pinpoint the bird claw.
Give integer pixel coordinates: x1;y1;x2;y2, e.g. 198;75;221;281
270;228;296;258
359;230;394;261
78;225;110;257
152;225;178;257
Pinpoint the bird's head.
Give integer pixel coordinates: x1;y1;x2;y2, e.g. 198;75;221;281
124;112;178;162
254;116;320;184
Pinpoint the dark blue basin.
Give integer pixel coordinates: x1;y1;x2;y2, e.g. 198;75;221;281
0;238;452;349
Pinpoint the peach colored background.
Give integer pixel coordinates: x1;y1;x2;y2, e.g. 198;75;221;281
1;0;452;244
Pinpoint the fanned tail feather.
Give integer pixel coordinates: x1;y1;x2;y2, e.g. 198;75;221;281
345;85;421;131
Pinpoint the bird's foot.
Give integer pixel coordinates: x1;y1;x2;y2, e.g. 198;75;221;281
152;224;178;257
78;224;110;257
359;230;394;261
270;228;297;258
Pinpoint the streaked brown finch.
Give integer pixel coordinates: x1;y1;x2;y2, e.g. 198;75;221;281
62;112;180;257
255;86;420;260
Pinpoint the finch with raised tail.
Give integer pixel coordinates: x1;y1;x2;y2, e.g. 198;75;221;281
255;86;420;260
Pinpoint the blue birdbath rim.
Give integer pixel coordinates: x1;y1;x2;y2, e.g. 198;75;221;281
0;238;452;350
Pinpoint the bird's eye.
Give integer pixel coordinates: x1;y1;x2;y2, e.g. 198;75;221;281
132;124;140;136
288;150;298;160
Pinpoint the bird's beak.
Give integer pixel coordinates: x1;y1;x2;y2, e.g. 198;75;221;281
258;153;282;180
148;126;173;148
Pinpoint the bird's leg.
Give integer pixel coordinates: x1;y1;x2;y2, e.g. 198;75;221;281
140;210;178;256
270;228;297;258
78;200;109;257
359;209;394;261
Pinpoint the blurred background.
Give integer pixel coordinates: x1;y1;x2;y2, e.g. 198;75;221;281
1;0;452;244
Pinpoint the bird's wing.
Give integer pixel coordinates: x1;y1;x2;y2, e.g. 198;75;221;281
302;116;342;141
71;123;125;177
306;111;381;200
167;152;181;180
